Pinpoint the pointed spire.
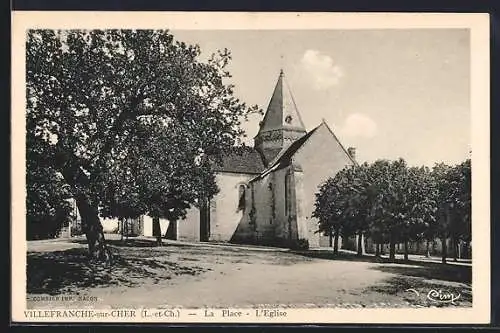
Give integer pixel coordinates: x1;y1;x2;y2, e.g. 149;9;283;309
254;70;308;165
257;70;306;134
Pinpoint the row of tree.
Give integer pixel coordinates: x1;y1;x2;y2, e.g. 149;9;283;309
26;29;260;262
312;158;471;263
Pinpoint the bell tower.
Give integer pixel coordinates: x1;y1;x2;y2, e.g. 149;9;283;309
254;70;307;166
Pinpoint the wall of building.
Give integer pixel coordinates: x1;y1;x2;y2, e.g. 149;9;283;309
270;166;295;246
142;216;170;237
252;173;275;244
292;123;355;248
138;210;199;241
178;206;200;242
138;172;256;242
209;172;255;242
102;218;120;233
229;181;254;243
293;167;313;246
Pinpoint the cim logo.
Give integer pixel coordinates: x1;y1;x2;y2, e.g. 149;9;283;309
406;288;461;305
426;289;461;304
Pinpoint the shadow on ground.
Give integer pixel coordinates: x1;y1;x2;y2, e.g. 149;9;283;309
293;250;472;307
27;246;208;295
70;238;195;249
106;237;313;265
293;250;471;283
371;262;471;284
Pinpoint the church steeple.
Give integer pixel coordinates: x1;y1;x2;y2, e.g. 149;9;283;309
254;70;307;165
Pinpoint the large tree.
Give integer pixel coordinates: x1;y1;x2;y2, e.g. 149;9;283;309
314;162;378;256
313;167;352;254
27;29;258;261
315;159;438;261
455;159;472;258
431;160;471;263
397;165;437;260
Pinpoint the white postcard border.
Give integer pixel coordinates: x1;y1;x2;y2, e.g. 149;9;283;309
11;11;491;324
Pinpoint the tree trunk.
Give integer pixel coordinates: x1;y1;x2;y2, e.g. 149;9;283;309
59;159;110;263
389;240;396;260
165;220;178;240
380;243;385;255
152;216;162;246
453;237;458;262
333;229;339;255
416;241;421;255
357;232;363;256
125;218;129;241
361;233;366;255
426;240;430;258
464;241;470;259
403;240;409;261
328;229;333;248
375;243;380;257
389;243;396;260
72;192;110;263
441;237;447;264
120;218;124;242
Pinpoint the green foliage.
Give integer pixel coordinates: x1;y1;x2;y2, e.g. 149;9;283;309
314;158;470;251
26;29;259;238
431;159;471;241
26;114;74;239
26;166;73;239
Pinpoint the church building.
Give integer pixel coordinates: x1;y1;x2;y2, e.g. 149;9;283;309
142;70;357;248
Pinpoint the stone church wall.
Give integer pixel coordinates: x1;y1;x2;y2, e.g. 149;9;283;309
209;172;255;242
293;167;309;243
292;123;355;248
267;167;289;246
248;173;275;244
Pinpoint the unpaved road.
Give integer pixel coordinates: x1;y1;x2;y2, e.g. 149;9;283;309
26;236;472;309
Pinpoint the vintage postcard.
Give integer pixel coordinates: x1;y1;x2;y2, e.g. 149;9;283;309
11;12;490;324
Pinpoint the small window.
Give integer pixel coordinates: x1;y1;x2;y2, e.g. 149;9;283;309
238;184;246;211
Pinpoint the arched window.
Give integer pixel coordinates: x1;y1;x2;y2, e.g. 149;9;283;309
238;184;246;211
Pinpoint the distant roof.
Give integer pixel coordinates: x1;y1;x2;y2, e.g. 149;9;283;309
212;146;266;175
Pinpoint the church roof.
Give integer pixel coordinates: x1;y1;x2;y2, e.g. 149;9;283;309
212;146;266;175
259;126;320;178
268;126;320;169
256;70;307;135
251;121;357;181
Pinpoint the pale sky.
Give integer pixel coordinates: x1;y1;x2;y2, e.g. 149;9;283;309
172;29;470;167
